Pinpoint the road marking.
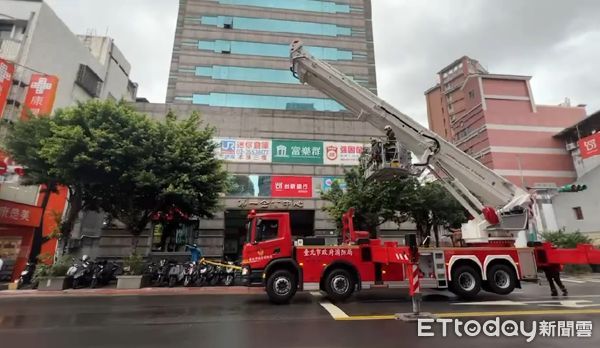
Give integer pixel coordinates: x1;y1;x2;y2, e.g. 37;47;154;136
436;308;600;318
454;299;600;309
337;315;396;321
331;308;600;321
310;291;322;298
319;301;349;319
562;279;586;284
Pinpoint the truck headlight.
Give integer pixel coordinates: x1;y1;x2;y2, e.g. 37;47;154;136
241;267;249;276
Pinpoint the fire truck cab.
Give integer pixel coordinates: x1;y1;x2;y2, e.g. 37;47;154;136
242;208;417;304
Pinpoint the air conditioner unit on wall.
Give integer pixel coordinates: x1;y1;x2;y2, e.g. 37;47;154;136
565;142;577;151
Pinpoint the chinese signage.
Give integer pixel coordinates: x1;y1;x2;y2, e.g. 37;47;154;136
237;199;305;209
323;142;365;165
299;248;355;257
0;59;14;119
214;138;272;163
578;133;600;159
271;176;312;198
0;200;43;228
215;137;368;166
272;139;323;164
322;177;347;192
21;74;59;120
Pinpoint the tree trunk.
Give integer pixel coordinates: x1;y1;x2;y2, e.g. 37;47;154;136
60;188;83;255
131;233;140;254
29;184;53;263
433;224;440;247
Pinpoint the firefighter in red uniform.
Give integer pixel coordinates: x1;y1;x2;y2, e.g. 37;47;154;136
542;263;567;297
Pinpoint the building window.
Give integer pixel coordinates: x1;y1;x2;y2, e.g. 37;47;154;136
197;40;355;60
75;64;102;97
573;207;584;220
194;65;362;85
190;93;345;112
218;0;351;14
199;16;352;37
468;90;475;99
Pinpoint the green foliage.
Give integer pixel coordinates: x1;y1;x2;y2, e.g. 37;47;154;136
4;100;228;252
123;253;145;276
321;166;466;244
321;166;418;237
36;255;71;277
541;228;592;248
541;229;594;274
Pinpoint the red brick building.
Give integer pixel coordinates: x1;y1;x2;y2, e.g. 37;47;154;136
425;56;586;187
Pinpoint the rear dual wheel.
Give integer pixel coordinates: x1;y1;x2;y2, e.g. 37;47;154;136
449;265;481;300
324;269;355;302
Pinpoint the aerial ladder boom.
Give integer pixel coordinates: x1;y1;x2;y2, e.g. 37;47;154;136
290;40;531;245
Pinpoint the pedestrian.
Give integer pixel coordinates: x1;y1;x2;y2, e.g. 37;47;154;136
542;263;567;297
383;125;397;162
369;137;382;168
186;243;202;263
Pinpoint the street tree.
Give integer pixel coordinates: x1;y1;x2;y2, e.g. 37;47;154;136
408;182;466;247
321;166;418;237
5;100;228;253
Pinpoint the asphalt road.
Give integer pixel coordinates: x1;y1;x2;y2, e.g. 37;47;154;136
1;276;600;348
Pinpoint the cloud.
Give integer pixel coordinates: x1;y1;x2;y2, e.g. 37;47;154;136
46;0;599;126
373;0;600;125
45;0;178;103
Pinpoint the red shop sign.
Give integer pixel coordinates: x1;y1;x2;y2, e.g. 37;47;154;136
0;199;43;228
271;176;312;198
578;133;600;159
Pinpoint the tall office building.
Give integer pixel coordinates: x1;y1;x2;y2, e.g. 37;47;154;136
166;0;377;105
425;56;586;188
136;0;413;260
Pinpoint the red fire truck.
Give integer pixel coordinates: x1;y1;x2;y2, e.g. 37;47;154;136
240;41;600;304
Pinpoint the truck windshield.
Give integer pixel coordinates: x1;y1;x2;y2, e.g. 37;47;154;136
245;220;252;243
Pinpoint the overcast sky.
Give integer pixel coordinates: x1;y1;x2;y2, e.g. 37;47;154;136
45;0;600;126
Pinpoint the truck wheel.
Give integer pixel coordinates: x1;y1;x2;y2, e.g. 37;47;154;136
324;269;354;302
450;265;481;300
486;264;516;295
266;270;297;305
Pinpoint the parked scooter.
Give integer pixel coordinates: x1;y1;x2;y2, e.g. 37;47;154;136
183;262;198;287
67;255;94;289
223;261;235;286
154;259;176;287
17;262;36;289
168;262;186;287
90;260;120;288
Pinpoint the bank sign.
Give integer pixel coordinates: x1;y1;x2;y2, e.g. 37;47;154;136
272;140;323;164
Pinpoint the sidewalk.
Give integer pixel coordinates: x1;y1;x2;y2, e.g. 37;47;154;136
0;286;265;298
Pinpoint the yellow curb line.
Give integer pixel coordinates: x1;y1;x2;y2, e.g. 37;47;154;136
334;308;600;321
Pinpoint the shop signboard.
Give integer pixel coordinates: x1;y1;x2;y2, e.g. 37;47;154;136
323;142;365;165
578;133;600;159
237;199;305;209
271;176;312;198
214;138;272;163
21;74;59;120
321;177;347;192
272;139;323;164
0;200;43;228
0;58;14;119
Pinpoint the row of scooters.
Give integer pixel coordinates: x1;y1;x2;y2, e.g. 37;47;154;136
146;259;237;288
17;256;238;289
